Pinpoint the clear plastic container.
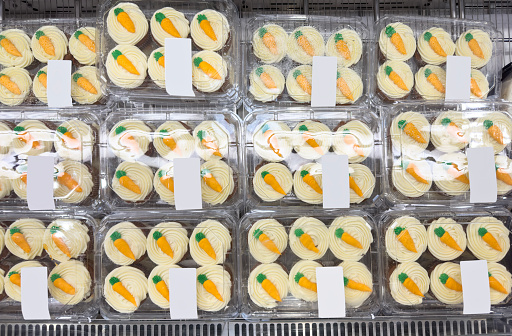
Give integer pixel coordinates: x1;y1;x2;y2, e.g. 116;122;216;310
0;109;101;209
98;210;239;320
97;0;240;105
239;209;380;320
371;16;504;104
101;106;242;209
382;101;512;206
0;210;97;321
379;207;512;315
242;15;371;112
244;108;381;208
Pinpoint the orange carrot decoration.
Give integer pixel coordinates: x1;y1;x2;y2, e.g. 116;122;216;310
293;69;312;95
0;73;21;95
158;170;174;192
334;33;351;60
261;124;282;157
299;125;322;154
300;170;322;194
253;229;281;255
110;276;137;306
193;57;221;80
201;168;223;193
73;73;97;94
195;232;216;260
397;119;426;143
154;52;165;68
197;14;217;41
114;8;135;33
424;68;445;93
478;227;502;251
342;129;365;157
471;76;483;98
439;273;462;292
51;273;75;295
110;231;136;260
116;170;141;194
261;171;286;195
386;66;408;91
257;273;281;301
294;228;319;253
294;272;317;292
57;171;83;192
197;130;222;157
35;31;55;56
112;50;139;75
349;174;363;197
153;231;174;258
155;12;180;38
385;26;406;55
197;274;223;301
259;28;278;55
10;227;31;253
344;276;372;292
20;173;27;184
294;31;314;56
14;126;40;149
465;33;484;59
496;165;512;185
394;226;417;253
8;271;20;286
484;120;504;145
255;67;277;89
152;275;170;301
159;130;181;155
398;272;423;297
336;71;354;101
74;30;95;52
37;71;47;88
441;118;467;143
402;161;428;184
57;126;81;149
335;227;363;249
434;227;463;251
489;272;508;294
444;162;470;184
423;32;447;57
0;35;22;57
50;225;72;257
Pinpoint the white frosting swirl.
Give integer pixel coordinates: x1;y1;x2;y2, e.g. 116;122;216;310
53;160;93;204
289;217;329;260
248;263;288;309
329;216;373;261
249;65;285;102
286;65;312;103
0;121;12;159
104;221;147;266
201;160;234;205
0;166;12;199
287;27;325;65
470;69;489;99
427;218;466;261
336;67;363;104
431;111;470;152
293;162;323;204
253;121;292;162
292;120;331;160
418;28;455;65
415;65;446;100
0;67;31;106
107;3;148;45
252;24;288;64
390;111;430;155
150;8;190;46
12;164;28;199
326;29;362;67
430;262;463;304
104;266;148;313
377;60;413;99
71;66;102;105
33;65;48;103
196;265;231;311
5;218;45;260
148;47;165;88
0;227;4;254
488;262;512;304
333;120;374;163
0;269;4;295
147;264;180;309
433;152;470;196
5;261;43;301
190;220;231;266
288;260;321;302
248;218;287;264
467;217;510;262
472;112;512;153
154;162;175;205
495;155;512;196
456;29;493;68
69;27;96;65
192;50;227;93
340;261;373;308
193;121;229;160
48;260;91;305
389;261;429;305
54;119;94;162
112;161;153;202
0;29;33;68
106;44;147;89
31;26;67;63
147;222;188;266
154;121;194;160
379;22;416;61
349;164;375;203
392;159;432;198
253;163;293;202
108;119;151;161
191;10;229;51
43;218;89;262
385;216;427;262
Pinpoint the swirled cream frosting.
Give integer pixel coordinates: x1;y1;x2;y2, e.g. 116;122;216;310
385;216;427;262
248;218;287;264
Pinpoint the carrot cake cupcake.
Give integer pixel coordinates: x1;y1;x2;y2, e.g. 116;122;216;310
4;261;44;302
153;162;175;205
5;218;45;260
112;161;153;202
385;216;427;262
333;120;373;163
0;120;11;158
427;217;466;261
31;26;67;63
433;153;470;196
0;67;31;106
154;121;194;160
192;50;227;93
288;260;320;302
248;218;287;264
193;120;229;160
326;29;362;67
293;162;323;204
349;164;375;203
104;221;146;266
0;269;5;296
12;164;28;199
487;262;512;304
390;111;430;155
495;155;512;196
286;65;312;103
104;266;148;313
148;264;179;309
69;27;96;66
248;263;288;308
0;169;11;199
253;163;293;202
148;47;165;88
289;217;329;260
150;8;190;46
106;45;147;89
377;60;413;99
336;67;363;104
431;111;469;152
389;261;429;305
249;65;285;102
456;29;493;68
392;160;432;198
53;160;93;204
48;260;91;305
190;220;231;266
293;120;331;160
415;65;446;100
467;217;510;262
71;66;102;105
33;66;48;104
329;216;373;261
147;222;188;266
253;121;292;162
379;22;416;61
430;262;463;304
252;24;288;64
55;119;94;162
287;27;325;65
196;265;231;311
472;112;512;153
12;120;53;156
340;261;373;308
107;3;148;46
43;218;89;263
108;120;152;161
191;10;230;51
0;29;33;68
201;160;234;206
418;28;455;65
470;69;489;99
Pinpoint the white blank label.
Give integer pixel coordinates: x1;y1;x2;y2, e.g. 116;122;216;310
47;60;72;107
173;158;202;210
322;154;349;208
311;56;337;107
445;56;471;101
27;156;55;211
316;267;346;318
21;267;50;320
169;268;198;319
165;38;195;97
467;147;497;203
460;260;491;314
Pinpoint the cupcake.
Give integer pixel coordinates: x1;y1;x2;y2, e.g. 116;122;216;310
148;264;179;309
379;22;416;61
472;112;512;153
108;120;152;161
48;260;91;305
287;27;325;65
154;121;194;160
293;120;331;160
69;27;96;65
385;216;427;263
252;24;288;64
430;262;463;304
153;162;175;205
191;10;230;51
147;222;188;266
289;217;329;260
200;160;234;206
418;28;455;65
54;120;94;162
253;121;292;162
5;218;45;260
456;29;493;68
0;168;11;200
293;162;323;204
248;218;287;264
340;261;373;308
377;60;413;99
414;65;446;100
43;218;89;262
53;160;93;204
106;45;148;89
0;121;11;158
0;67;31;106
332;120;373;163
104;221;146;266
470;69;489;99
389;261;429;305
193;120;229;160
249;65;285;102
192;50;227;93
328;216;373;261
0;29;33;68
190;220;231;266
13;120;53;155
253;163;293;202
286;65;312;103
336;67;363;104
71;66;102;105
12;165;28;199
392;160;432;198
33;66;48;103
390;111;430;155
430;111;470;153
495;155;512;196
288;260;321;302
467;217;510;262
427;217;466;261
148;47;165;88
31;26;68;63
112;161;153;202
107;3;148;46
248;263;288;308
150;8;190;46
487;262;512;304
104;266;148;313
348;164;375;203
196;265;231;311
326;29;362;67
4;261;44;302
433;152;470;196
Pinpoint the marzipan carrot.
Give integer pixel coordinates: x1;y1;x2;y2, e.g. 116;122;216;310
110;276;137;306
478;227;502;251
57;171;83;192
159;130;181;155
300;170;322;194
152;275;169;301
334;33;351;60
116;170;141;194
423;32;447;57
439;273;462;292
115;126;141;154
51;273;75;295
255;67;277;89
489;272;508;294
197;130;222;157
155;12;180;38
37;70;47;88
336;71;354;101
262;124;281;157
403;161;428;184
259;28;277;55
293;69;312;95
110;231;136;260
253;229;281;255
299;125;322;154
20;173;27;184
496;165;512;185
385;25;406;55
465;33;484;59
385;66;408;91
197;274;223;301
114;8;135;33
50;225;72;257
397;119;426;143
197;14;217;41
335;227;363;249
35;31;55;56
154;51;165;68
193;57;221;80
0;73;21;95
343;129;365;157
256;273;281;301
394;226;417;253
14;126;40;149
201;168;223;193
445;162;470;184
195;232;216;260
433;227;462;251
294;228;319;253
349;175;363;197
57;126;80;149
74;30;95;52
158;170;174;192
483;120;504;145
424;68;445;93
294;31;314;56
441;118;467;143
398;272;423;297
153;231;174;258
73;73;97;94
0;35;21;57
10;227;31;253
471;77;483;98
294;272;317;292
8;271;20;286
344;277;372;292
261;171;286;195
112;50;139;75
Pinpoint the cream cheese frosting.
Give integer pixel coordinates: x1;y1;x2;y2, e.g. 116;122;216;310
379;22;416;61
148;47;165;88
385;216;427;262
0;172;11;199
289;217;329;260
339;261;373;308
0;269;4;295
147;222;188;266
201;160;234;205
5;261;43;301
192;50;227;93
286;65;312;103
292;120;331;160
191;10;230;51
253;163;293;202
0;227;4;254
336;67;363;104
333;120;373;163
418;27;455;65
253;121;292;162
147;264;180;309
288;260;321;302
472;112;512;153
470;69;489;99
287;26;325;65
248;218;287;264
106;44;147;89
0;67;31;106
389;261;429;305
193;120;229;160
31;26;68;63
249;65;285;102
196;265;231;311
71;66;102;105
0;29;33;68
377;60;413;99
329;216;373;261
54;119;94;162
104;266;148;313
5;218;45;260
433;152;470;196
467;217;510;262
427;218;466;261
487;262;512;304
456;29;493;68
252;24;288;64
190;220;231;266
154;121;194;160
392;159;432;198
390;111;430;155
54;160;93;204
48;260;91;305
13;120;53;156
495;155;512;196
43;218;89;262
104;221;146;266
415;65;446;100
154;162;175;205
431;111;470;152
12;164;28;199
33;65;48;103
112;161;154;202
430;262;463;305
107;3;148;46
0;121;12;159
150;7;190;46
326;29;362;67
349;164;375;203
69;27;96;66
293;162;323;204
108;119;151;161
248;263;288;309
